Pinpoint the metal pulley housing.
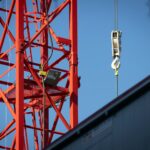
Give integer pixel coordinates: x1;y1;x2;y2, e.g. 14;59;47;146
111;30;121;58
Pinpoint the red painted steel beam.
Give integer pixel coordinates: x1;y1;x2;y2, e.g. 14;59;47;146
25;125;64;135
69;0;78;128
0;127;16;140
48;27;67;52
0;60;39;74
0;0;79;147
47;0;52;11
0;89;16;119
0;45;15;60
0;120;15;138
57;36;71;45
24;1;34;64
22;0;70;51
15;0;25;149
0;0;15;52
0;53;8;61
24;121;29;150
31;108;39;150
40;0;49;147
0;7;40;20
48;80;69;143
24;40;66;53
0;44;15;57
0;145;15;150
46;52;69;70
48;96;65;143
0;7;47;23
24;60;71;130
11;135;16;150
0;60;14;67
0;80;13;86
0;64;16;78
0;17;15;44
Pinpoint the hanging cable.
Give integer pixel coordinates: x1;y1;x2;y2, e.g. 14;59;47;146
114;0;118;30
41;65;46;148
116;74;118;96
42;25;54;69
38;1;59;147
111;0;121;97
42;0;55;70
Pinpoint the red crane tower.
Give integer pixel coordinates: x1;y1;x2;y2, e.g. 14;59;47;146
0;0;78;149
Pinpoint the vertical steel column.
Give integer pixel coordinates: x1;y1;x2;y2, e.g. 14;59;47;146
40;0;49;147
16;0;25;149
69;0;78;128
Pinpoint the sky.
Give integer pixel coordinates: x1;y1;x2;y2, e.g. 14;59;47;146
0;0;150;148
78;0;150;121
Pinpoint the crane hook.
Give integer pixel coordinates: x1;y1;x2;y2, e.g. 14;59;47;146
111;56;120;76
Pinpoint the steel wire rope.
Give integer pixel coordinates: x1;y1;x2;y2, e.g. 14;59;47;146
114;0;118;30
42;25;54;69
116;74;118;96
114;0;119;97
41;72;46;149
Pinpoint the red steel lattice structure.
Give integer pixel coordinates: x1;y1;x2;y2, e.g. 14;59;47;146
0;0;78;149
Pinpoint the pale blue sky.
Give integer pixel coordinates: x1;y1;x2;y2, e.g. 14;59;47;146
78;0;150;120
